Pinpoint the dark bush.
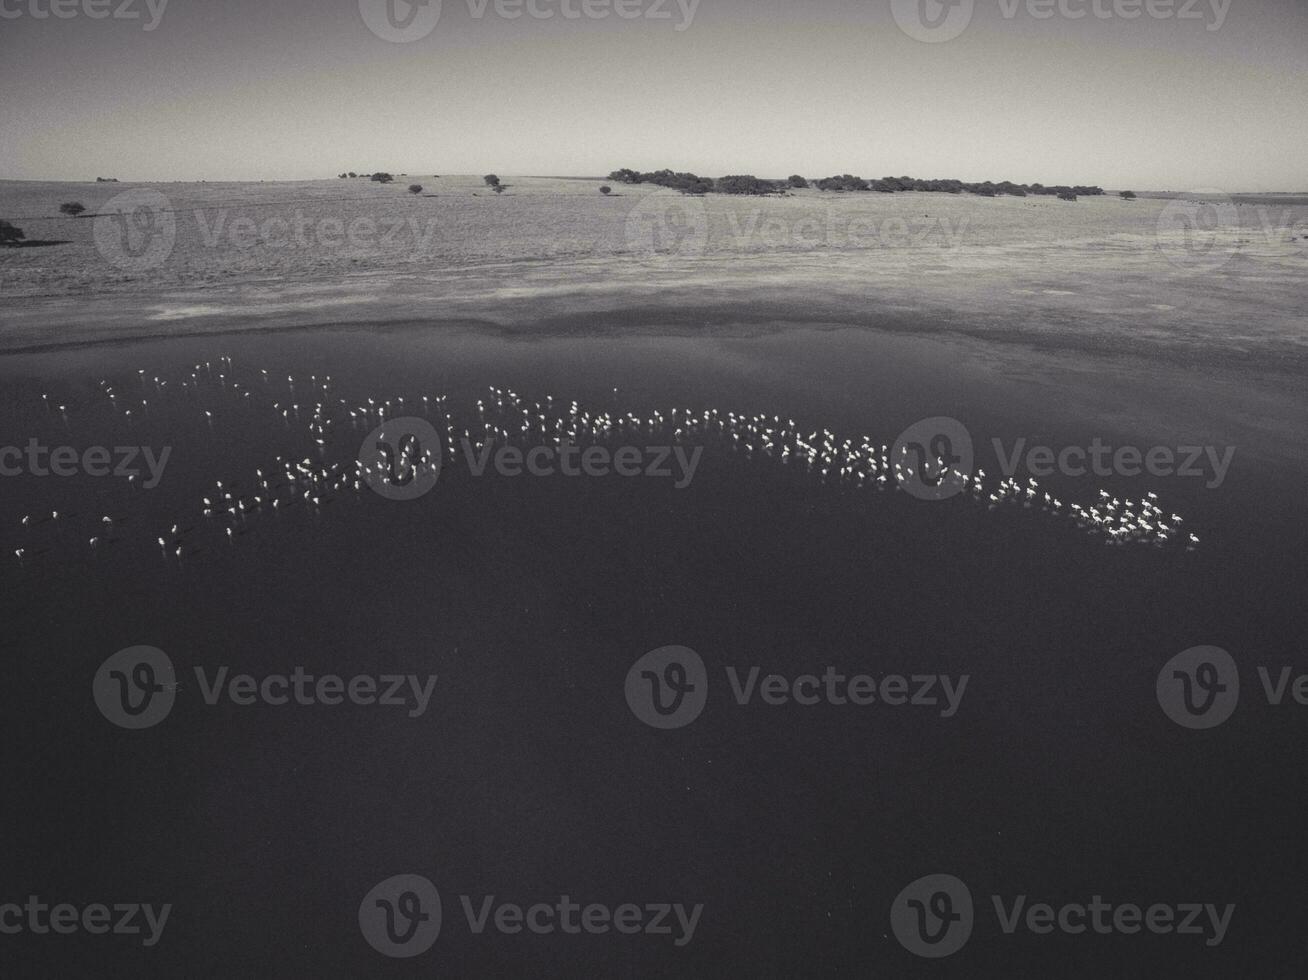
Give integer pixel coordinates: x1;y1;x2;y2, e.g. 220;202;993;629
59;202;87;216
370;173;394;184
1120;190;1137;200
600;186;612;195
0;219;24;243
408;184;423;194
716;175;781;195
484;174;501;187
816;174;870;192
1057;191;1078;201
606;168;714;194
604;166;1105;200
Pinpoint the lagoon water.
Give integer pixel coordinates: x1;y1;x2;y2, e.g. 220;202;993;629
2;309;1305;976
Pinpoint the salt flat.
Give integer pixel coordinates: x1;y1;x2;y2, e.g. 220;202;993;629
2;177;1304;376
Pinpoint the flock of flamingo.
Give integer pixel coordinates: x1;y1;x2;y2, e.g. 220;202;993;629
7;357;1197;569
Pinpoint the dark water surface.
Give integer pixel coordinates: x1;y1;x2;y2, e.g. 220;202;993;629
2;321;1305;978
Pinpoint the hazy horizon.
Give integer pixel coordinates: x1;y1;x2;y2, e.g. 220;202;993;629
2;0;1305;191
3;176;1306;195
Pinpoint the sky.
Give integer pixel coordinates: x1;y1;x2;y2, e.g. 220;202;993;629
1;0;1305;190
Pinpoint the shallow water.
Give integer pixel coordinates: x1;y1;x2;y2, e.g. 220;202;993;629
2;320;1304;976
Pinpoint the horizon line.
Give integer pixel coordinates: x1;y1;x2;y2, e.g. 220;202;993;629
3;176;1306;196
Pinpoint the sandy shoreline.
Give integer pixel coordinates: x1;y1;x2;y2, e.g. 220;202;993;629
2;252;1305;378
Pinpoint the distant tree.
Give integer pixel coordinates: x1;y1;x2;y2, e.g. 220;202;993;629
1057;191;1078;201
0;219;24;244
408;184;424;194
338;173;348;179
816;174;870;192
716;175;781;195
600;186;612;195
483;174;501;187
1120;190;1137;200
370;173;394;184
348;172;358;178
609;169;642;184
788;175;809;189
59;202;87;216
